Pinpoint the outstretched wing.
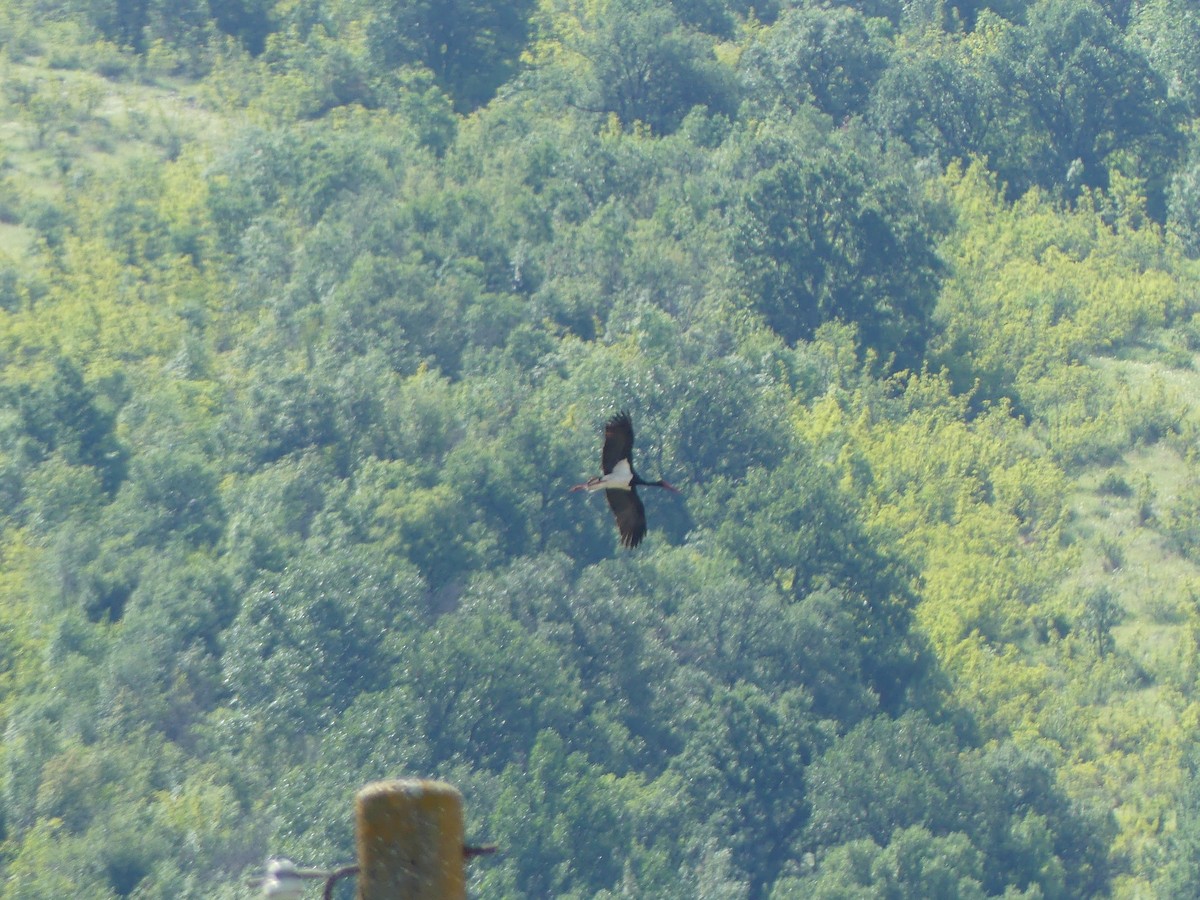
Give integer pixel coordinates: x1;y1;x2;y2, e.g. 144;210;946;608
606;487;647;548
602;411;635;475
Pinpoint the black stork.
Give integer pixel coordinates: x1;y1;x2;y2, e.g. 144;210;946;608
571;411;679;548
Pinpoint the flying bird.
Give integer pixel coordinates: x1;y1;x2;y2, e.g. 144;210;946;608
572;411;679;548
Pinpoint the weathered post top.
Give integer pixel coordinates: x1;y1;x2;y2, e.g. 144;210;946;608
355;779;466;900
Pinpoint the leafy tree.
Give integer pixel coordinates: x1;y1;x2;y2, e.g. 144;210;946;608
98;551;233;739
1132;0;1200;117
18;454;105;535
226;362;340;465
1159;741;1200;894
208;0;273;53
996;0;1181;206
776;825;988;900
0;818;118;899
950;0;1034;27
1078;585;1122;657
12;356;126;494
803;711;1109;897
252;25;386;119
324;685;432;781
400;611;583;769
667;683;830;895
345;457;484;588
959;741;1112;897
740;4;891;122
462;554;677;768
220;537;425;747
698;458;924;713
931;160;1190;412
220;451;336;578
661;566;881;723
109;446;224;548
1168;156;1200;256
531;0;736;133
868;22;1007;169
360;0;537;111
731;124;942;365
480;731;633;896
805;712;965;851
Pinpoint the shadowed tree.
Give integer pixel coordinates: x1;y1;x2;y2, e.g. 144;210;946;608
741;4;889;121
363;0;538;111
15;356;126;494
997;0;1181;207
533;0;736;133
732;126;942;366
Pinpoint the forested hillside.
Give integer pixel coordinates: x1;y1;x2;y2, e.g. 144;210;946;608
2;0;1200;896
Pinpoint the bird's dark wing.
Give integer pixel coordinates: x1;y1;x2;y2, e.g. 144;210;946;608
606;487;646;548
602;411;635;475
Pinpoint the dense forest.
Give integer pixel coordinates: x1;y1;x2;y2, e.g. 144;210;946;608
2;0;1200;896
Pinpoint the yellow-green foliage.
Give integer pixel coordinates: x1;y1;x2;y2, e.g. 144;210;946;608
934;162;1193;406
799;369;1070;677
794;359;1196;888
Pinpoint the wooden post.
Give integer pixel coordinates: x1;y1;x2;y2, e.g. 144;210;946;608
355;779;466;900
